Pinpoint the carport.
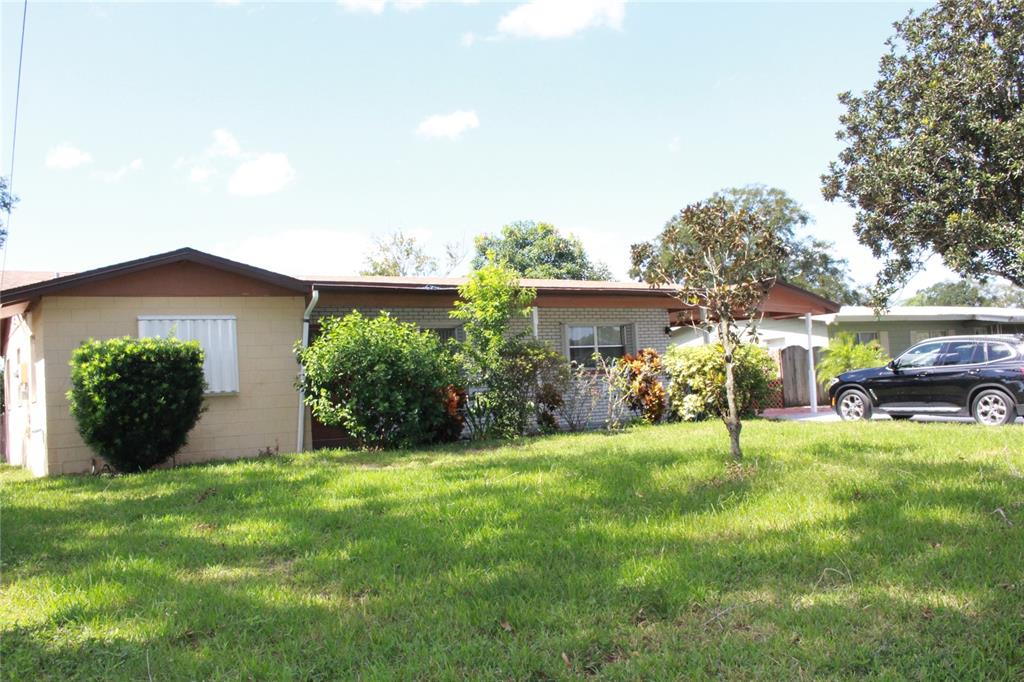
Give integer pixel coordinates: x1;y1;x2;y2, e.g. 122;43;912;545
670;281;841;414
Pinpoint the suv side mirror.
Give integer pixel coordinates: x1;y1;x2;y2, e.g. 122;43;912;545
887;359;899;371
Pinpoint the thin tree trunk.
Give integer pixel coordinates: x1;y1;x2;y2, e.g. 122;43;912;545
720;321;742;461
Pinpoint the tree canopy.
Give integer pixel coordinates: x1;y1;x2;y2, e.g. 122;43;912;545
0;176;14;248
904;278;1024;307
360;231;463;278
713;186;864;304
472;221;612;280
822;0;1024;300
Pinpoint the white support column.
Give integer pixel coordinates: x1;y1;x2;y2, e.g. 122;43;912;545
532;306;539;339
805;312;818;414
699;308;710;344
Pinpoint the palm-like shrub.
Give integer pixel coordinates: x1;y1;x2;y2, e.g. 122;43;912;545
297;312;462;449
816;332;890;386
68;336;206;472
665;343;776;422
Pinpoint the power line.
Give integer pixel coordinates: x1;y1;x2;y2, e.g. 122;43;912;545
1;0;29;301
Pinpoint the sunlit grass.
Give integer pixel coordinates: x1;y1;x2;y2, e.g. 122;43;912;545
2;420;1022;679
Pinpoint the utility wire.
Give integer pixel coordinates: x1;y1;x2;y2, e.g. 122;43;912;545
1;0;29;303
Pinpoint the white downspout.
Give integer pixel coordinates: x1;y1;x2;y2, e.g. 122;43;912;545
296;288;319;452
806;312;818;414
531;306;539;339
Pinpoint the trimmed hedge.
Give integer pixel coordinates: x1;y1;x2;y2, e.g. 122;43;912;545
68;336;206;472
665;343;776;421
297;311;463;449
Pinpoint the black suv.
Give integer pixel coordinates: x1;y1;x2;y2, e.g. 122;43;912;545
828;334;1024;425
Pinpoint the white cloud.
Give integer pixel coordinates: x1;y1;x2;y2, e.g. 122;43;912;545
94;158;143;183
215;0;242;5
189;166;215;183
338;0;387;13
206;129;241;159
668;136;681;153
498;0;625;39
461;31;477;47
213;228;373;276
416;110;480;140
46;144;93;170
227;153;296;196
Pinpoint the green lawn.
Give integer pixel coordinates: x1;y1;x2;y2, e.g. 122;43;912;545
2;421;1023;680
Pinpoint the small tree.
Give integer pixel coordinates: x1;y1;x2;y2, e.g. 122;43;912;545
297;312;461;448
361;230;465;277
631;198;787;460
0;176;16;248
68;337;206;472
816;333;891;386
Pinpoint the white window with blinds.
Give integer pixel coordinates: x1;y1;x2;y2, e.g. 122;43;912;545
138;315;240;394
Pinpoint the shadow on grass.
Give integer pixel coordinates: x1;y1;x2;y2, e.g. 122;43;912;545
2;423;1022;679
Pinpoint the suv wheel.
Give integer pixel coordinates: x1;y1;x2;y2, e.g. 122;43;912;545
971;390;1015;426
837;389;872;421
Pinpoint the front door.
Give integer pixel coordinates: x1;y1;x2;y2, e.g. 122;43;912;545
920;339;984;408
871;340;944;409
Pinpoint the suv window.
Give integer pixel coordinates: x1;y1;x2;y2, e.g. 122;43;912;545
987;343;1015;362
937;340;984;366
898;341;944;368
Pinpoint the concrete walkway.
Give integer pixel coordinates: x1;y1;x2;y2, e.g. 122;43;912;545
761;405;1023;424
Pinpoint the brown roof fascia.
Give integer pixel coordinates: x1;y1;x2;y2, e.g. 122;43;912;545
0;247;309;303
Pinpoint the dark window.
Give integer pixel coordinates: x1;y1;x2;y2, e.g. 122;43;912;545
987;343;1015;362
898;341;944;368
937;340;983;366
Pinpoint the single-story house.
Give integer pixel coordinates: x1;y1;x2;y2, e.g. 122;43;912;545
818;306;1024;357
1;248;836;476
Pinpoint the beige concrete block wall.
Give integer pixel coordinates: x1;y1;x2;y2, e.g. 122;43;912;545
41;295;306;474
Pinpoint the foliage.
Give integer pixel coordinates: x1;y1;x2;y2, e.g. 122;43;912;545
450;256;543;439
67;336;206;472
631;196;787;459
553;362;604;432
472;220;612;280
905;278;1024;307
616;349;667;424
664;344;776;422
0;176;15;248
296;312;461;449
822;0;1024;301
360;230;465;277
713;185;863;304
6;422;1023;680
816;332;891;386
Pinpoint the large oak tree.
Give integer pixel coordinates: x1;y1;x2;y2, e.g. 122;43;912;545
822;0;1024;300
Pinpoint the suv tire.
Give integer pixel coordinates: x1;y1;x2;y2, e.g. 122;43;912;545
837;388;872;421
971;389;1016;426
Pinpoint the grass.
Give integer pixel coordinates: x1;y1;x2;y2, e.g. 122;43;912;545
2;420;1023;680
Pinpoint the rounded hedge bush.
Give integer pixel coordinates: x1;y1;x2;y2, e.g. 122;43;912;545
68;336;207;472
664;343;776;421
296;311;462;449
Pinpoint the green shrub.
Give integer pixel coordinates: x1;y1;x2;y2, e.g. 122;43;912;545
617;349;667;424
297;311;461;449
664;343;776;422
67;336;206;472
816;332;891;385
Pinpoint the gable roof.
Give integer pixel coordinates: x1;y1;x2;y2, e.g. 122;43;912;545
0;248;308;304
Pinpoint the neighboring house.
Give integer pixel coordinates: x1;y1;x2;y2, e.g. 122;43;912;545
819;306;1024;357
1;248;835;476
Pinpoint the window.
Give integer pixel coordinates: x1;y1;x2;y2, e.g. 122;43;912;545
568;325;626;366
855;331;880;345
138;316;239;394
909;329;957;345
937;340;983;366
422;326;464;343
897;340;944;368
987;343;1015;362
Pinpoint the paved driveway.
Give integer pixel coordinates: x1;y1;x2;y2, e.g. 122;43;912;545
761;406;1024;424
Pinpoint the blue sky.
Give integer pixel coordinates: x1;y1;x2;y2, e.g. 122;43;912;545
2;1;948;293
